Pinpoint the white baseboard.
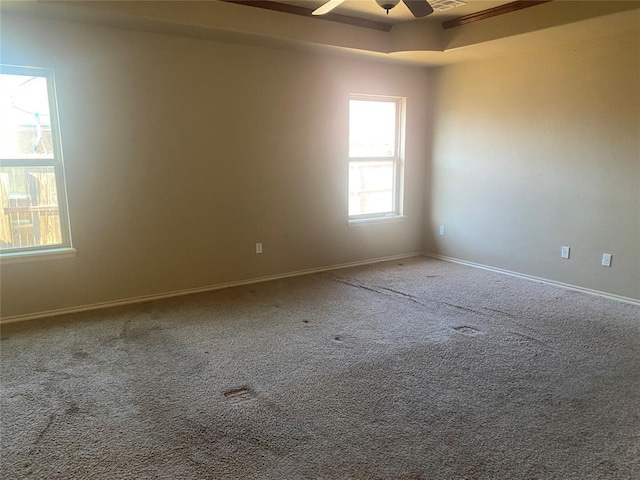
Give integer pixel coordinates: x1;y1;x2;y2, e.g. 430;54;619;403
427;253;640;307
5;251;636;325
0;252;424;325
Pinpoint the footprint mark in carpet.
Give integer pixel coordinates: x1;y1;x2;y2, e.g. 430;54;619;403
223;386;257;405
453;326;483;336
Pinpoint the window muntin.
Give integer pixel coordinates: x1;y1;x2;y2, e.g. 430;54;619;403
0;66;72;254
348;95;404;220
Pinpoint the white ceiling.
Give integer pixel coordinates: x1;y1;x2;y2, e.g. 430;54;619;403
3;1;640;67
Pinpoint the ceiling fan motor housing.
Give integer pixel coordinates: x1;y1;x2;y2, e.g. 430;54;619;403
375;0;401;14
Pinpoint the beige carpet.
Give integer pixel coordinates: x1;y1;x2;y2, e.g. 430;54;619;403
1;257;639;479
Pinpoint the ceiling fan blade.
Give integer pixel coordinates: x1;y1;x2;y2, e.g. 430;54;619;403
312;0;348;16
402;0;434;17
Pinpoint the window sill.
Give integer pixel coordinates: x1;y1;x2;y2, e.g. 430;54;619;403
0;247;77;264
348;215;407;226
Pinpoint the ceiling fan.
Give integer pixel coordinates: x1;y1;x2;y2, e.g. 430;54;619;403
313;0;434;17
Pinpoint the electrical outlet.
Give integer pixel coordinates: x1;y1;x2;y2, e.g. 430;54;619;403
256;243;263;254
601;253;612;267
561;246;570;259
439;226;445;236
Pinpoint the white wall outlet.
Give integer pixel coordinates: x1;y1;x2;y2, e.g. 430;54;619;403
439;226;445;236
256;242;263;254
602;253;612;267
561;246;570;259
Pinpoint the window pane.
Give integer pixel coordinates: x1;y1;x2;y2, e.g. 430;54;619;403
0;166;62;249
349;161;394;216
0;74;53;160
349;100;397;158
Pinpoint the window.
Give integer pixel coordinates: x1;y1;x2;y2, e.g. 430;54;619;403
348;94;405;221
0;65;72;258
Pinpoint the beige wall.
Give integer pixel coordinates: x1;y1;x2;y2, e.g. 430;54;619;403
427;28;640;300
2;10;639;319
0;14;430;318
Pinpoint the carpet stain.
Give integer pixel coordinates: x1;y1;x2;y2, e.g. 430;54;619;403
599;459;618;473
118;320;163;342
181;415;284;474
453;326;483;336
334;335;342;341
72;351;89;359
65;403;80;415
223;386;257;405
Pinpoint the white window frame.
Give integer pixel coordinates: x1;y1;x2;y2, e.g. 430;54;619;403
348;93;406;224
0;65;74;262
